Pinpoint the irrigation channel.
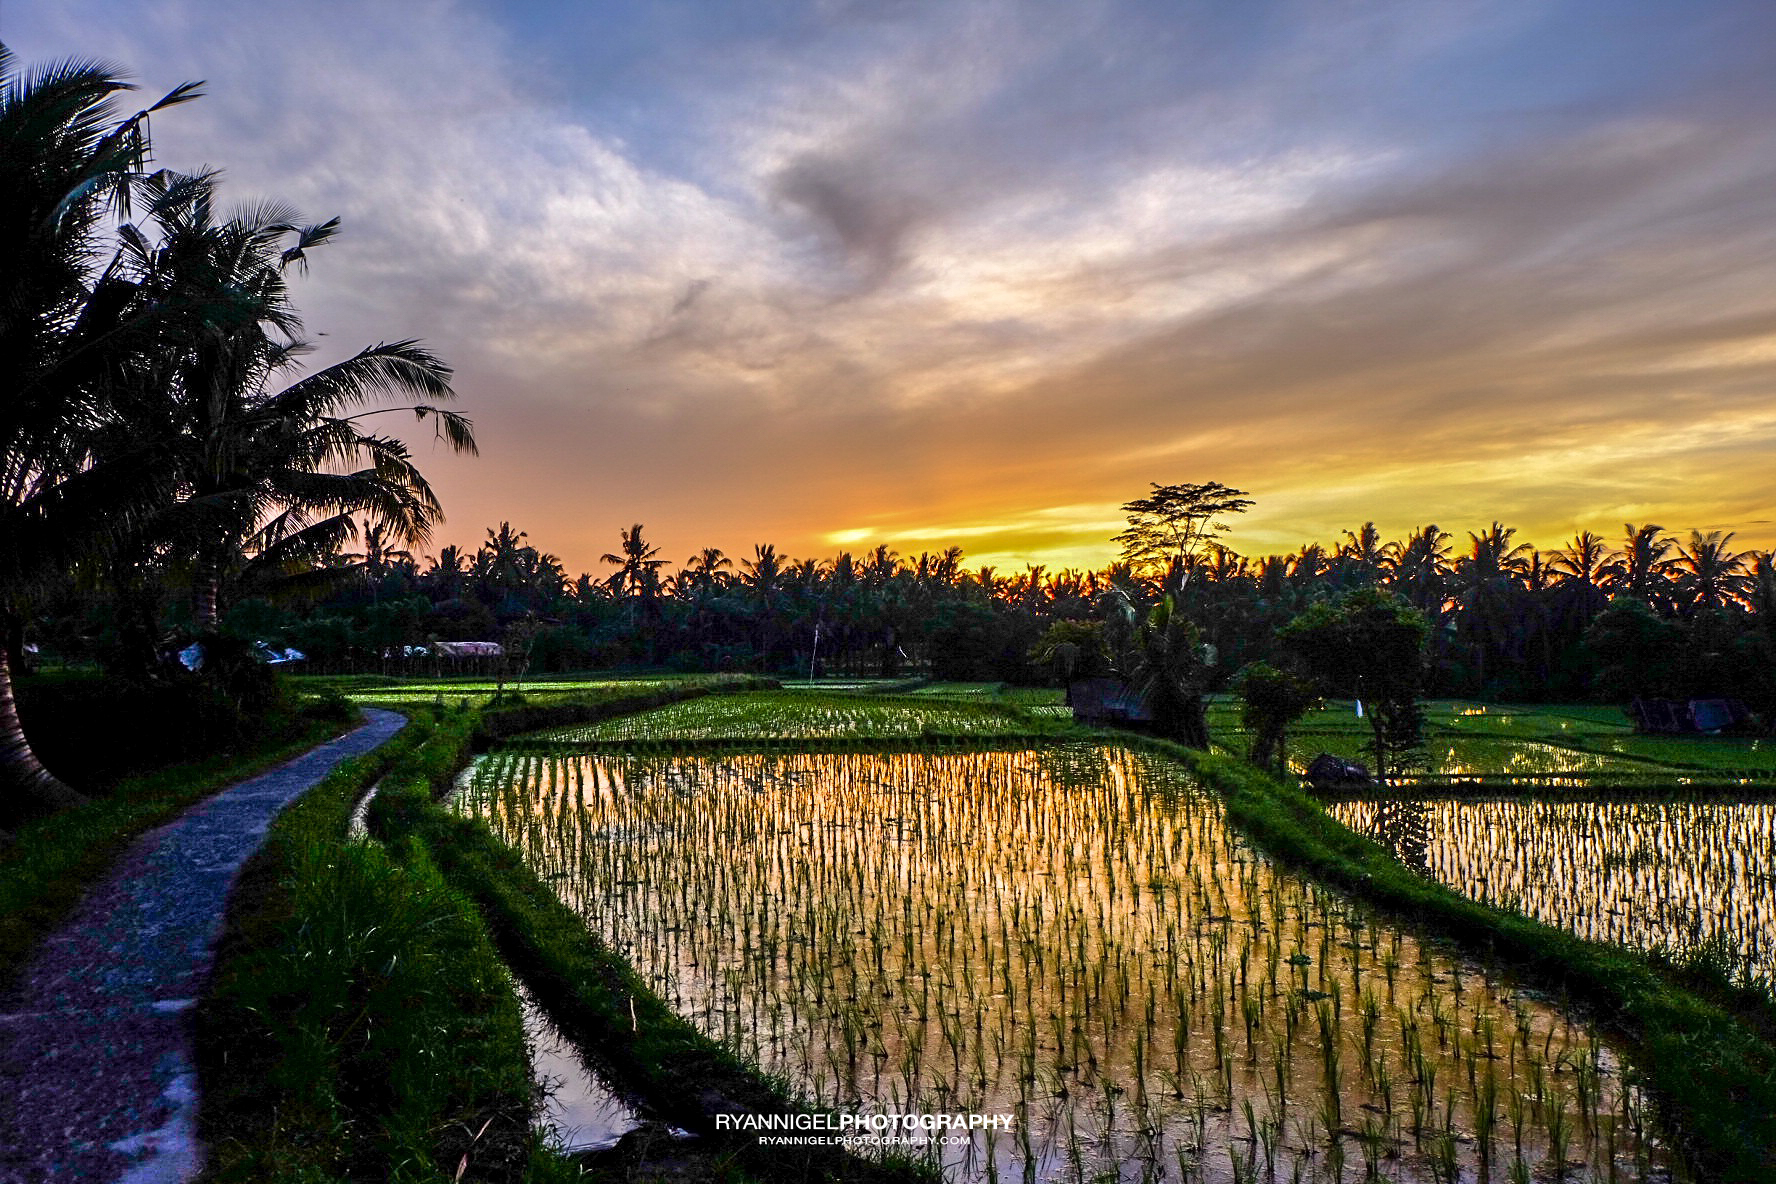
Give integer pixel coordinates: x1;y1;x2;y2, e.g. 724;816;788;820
1328;796;1776;986
459;744;1675;1183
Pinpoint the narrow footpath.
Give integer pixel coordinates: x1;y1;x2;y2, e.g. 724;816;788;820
0;709;407;1184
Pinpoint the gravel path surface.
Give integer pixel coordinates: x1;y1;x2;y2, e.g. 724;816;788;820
0;709;407;1183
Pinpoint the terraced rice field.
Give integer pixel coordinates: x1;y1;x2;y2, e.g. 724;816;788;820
1330;797;1776;986
462;745;1670;1182
523;691;1069;745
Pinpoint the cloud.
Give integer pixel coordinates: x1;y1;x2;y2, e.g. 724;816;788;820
8;0;1776;574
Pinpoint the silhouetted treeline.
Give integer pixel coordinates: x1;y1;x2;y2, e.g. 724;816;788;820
33;519;1776;717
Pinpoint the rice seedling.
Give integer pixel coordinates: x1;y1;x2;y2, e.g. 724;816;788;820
1331;796;1776;987
460;744;1672;1182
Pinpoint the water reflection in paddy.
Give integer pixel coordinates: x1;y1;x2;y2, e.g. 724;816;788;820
1330;796;1776;985
462;747;1672;1182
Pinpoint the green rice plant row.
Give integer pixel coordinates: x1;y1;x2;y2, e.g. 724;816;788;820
1330;796;1776;989
402;803;938;1184
464;745;1674;1183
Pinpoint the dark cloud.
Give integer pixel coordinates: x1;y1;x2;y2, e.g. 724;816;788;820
771;150;929;286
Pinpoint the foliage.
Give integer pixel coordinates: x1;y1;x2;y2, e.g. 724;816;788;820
1281;589;1430;777
1585;597;1684;700
1233;660;1320;773
1117;593;1214;747
1029;618;1111;681
1113;480;1253;586
198;712;535;1182
0;42;469;817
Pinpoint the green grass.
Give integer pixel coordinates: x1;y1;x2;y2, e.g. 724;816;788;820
0;709;347;996
1211;696;1776;782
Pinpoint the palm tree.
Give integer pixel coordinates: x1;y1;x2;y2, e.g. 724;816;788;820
1675;530;1749;615
1;47;200;811
1121;594;1212;748
1603;523;1677;613
741;544;785;666
681;547;733;593
1451;523;1533;692
109;173;473;631
424;544;468;601
1387;525;1452;617
1338;522;1394;584
679;548;732;655
602;524;666;653
601;524;666;598
1551;530;1612;634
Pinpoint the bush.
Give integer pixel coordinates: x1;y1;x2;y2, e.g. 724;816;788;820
15;669;298;788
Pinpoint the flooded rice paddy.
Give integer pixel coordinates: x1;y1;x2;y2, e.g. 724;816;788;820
1329;797;1776;986
461;746;1671;1182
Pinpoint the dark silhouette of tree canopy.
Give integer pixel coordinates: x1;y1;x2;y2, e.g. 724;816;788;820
108;171;472;632
0;44;471;819
1114;481;1252;587
1281;589;1429;778
1235;661;1320;774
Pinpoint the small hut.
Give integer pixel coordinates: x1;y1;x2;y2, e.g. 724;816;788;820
1305;753;1372;791
1068;678;1154;725
1627;697;1755;735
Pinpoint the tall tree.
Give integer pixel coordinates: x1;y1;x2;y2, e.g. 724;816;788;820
1282;589;1430;778
1675;530;1749;615
1114;481;1253;589
110;172;472;631
1604;523;1677;613
1121;594;1215;748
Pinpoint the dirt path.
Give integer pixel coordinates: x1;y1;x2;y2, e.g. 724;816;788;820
0;709;407;1183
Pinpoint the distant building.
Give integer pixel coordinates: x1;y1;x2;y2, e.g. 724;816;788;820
1627;697;1755;735
433;641;504;659
1068;678;1154;725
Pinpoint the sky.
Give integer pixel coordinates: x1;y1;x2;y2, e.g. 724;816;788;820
8;0;1776;577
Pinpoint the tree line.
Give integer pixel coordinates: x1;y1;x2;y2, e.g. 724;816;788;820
41;497;1776;729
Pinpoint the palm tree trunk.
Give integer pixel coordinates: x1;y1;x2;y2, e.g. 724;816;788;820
193;550;220;631
0;648;85;813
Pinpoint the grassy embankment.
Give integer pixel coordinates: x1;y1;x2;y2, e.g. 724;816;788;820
197;704;548;1181
1210;696;1776;791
